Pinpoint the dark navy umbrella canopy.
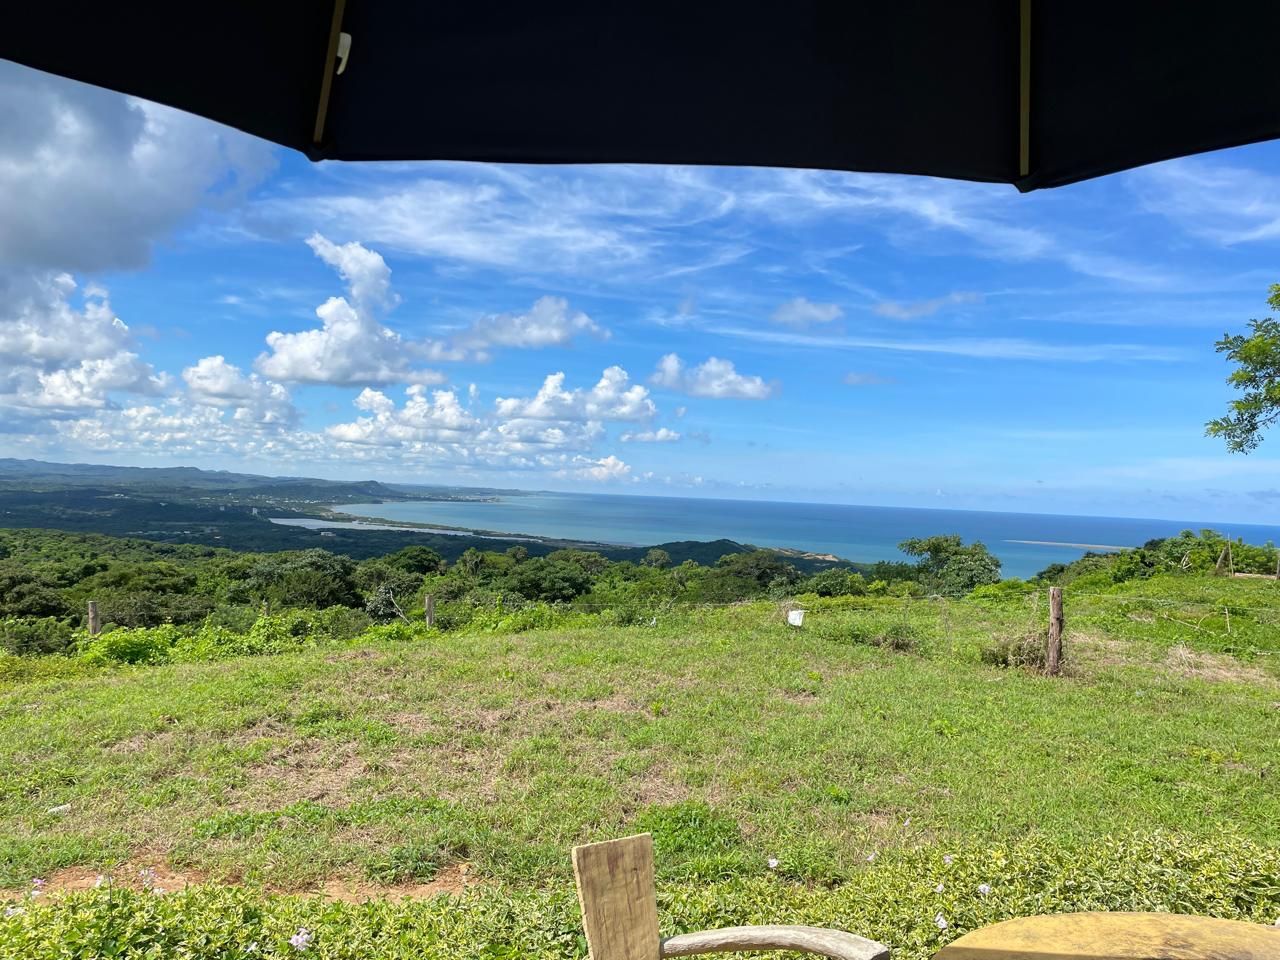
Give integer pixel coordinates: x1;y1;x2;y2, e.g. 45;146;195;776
4;1;1279;191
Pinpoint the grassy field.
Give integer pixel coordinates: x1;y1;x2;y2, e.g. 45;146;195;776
2;586;1279;958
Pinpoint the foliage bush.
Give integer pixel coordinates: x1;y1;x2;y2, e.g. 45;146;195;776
0;617;76;656
462;601;562;634
803;568;867;597
900;536;1002;597
77;624;182;665
0;834;1275;960
74;606;377;665
968;578;1035;603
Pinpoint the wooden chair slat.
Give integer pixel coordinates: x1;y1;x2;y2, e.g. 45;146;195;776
573;834;662;960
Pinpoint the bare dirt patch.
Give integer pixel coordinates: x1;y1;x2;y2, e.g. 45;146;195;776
617;766;689;810
319;863;475;902
780;690;820;705
235;741;367;808
580;693;643;714
34;860;207;896
10;861;478;903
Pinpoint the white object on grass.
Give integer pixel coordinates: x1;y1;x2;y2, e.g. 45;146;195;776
787;609;806;627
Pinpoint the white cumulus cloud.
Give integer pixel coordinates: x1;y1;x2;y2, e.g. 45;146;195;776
451;296;607;358
568;454;632;482
495;367;656;422
255;235;443;386
621;427;681;443
650;354;775;399
325;386;478;445
183;355;297;426
0;61;274;273
0;272;167;419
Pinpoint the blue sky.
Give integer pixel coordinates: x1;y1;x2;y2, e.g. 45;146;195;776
4;60;1280;522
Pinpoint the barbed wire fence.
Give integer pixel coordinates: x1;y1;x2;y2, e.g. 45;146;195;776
411;581;1280;668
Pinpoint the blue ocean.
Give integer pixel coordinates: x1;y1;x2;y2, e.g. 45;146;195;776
338;493;1280;579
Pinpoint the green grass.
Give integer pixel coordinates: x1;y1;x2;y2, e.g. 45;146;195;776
2;590;1278;957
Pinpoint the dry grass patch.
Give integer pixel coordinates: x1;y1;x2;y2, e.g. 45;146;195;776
1163;644;1277;685
234;741;367;809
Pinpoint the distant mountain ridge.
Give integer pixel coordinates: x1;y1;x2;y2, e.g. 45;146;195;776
0;458;421;501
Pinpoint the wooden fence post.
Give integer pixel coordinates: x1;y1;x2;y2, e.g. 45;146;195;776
87;600;101;637
1045;586;1063;676
425;594;435;628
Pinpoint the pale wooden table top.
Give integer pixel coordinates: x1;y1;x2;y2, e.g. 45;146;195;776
934;912;1280;960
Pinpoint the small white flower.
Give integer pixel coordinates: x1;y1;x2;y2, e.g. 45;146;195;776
935;913;948;931
289;927;313;951
866;851;877;862
978;883;991;896
93;875;106;889
935;883;945;893
943;855;954;866
151;887;165;896
767;858;779;870
903;817;911;827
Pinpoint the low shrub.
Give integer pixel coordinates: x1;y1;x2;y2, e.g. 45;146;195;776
875;619;920;652
980;631;1051;670
77;624;183;665
812;614;920;652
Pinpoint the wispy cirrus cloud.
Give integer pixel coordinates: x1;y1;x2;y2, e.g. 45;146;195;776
843;372;895;386
771;297;843;327
251;163;743;279
1130;156;1280;245
709;325;1185;362
737;169;1172;288
873;291;982;319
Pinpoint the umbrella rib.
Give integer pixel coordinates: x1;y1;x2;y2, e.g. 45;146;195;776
1018;0;1031;177
312;0;348;145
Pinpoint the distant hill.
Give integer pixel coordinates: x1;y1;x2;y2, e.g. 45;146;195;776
0;459;414;501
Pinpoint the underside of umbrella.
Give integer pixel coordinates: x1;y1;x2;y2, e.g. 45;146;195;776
4;1;1279;191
